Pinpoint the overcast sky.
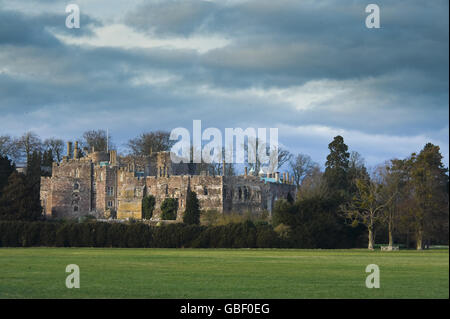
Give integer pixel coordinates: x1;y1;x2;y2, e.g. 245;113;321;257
0;0;448;168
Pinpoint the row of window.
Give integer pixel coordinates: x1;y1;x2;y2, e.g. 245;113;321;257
72;201;115;212
223;186;260;201
73;183;114;196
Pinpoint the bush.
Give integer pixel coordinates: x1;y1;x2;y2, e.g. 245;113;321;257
271;196;360;248
200;210;220;226
160;198;178;220
274;223;291;240
256;223;280;248
183;190;200;225
142;195;156;219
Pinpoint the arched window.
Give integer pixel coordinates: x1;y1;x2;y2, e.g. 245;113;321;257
75;168;80;178
238;187;242;200
74;182;79;190
165;185;168;195
203;186;208;195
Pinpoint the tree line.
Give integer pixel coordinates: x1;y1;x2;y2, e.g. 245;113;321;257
0;130;448;249
273;136;449;250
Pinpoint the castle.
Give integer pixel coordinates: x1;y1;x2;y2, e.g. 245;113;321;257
40;141;297;220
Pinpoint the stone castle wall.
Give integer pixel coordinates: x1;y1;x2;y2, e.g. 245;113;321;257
40;146;297;220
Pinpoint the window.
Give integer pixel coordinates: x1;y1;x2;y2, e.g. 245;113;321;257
73;206;79;212
238;187;242;200
107;200;113;208
75;168;80;178
74;182;79;190
203;186;208;195
107;187;114;196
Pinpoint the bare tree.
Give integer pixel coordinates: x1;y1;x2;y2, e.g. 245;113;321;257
207;147;235;176
246;138;291;175
18;132;42;161
298;166;328;199
81;129;113;152
0;135;20;162
289;154;318;186
127;131;173;156
341;178;396;250
43;138;65;162
373;161;402;248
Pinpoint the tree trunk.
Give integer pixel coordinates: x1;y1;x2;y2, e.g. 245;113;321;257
368;226;374;250
388;219;394;248
416;228;423;250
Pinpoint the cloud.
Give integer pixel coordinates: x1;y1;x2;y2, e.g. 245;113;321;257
52;23;230;53
0;0;448;167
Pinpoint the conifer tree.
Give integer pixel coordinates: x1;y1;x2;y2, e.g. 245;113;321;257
324;135;351;201
0;171;41;220
0;155;15;197
183;190;200;225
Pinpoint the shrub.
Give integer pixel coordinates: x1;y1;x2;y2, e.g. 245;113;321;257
200;210;220;226
160;198;178;220
142;195;156;219
183;190;200;225
274;223;291;240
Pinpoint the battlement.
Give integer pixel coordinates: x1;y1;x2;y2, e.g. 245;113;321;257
42;144;296;220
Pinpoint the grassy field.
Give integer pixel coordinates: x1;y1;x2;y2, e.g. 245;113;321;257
0;248;448;299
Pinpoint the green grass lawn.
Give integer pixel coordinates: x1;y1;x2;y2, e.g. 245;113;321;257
0;248;448;299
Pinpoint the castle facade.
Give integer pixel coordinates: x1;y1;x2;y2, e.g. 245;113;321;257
40;142;297;220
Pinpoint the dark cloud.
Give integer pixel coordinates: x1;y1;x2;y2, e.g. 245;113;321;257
0;0;448;166
0;9;101;47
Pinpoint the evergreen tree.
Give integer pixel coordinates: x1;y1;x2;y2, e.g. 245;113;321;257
324;136;350;201
183;190;200;225
26;151;42;216
41;149;54;176
0;155;15;196
0;171;41;220
410;143;448;249
286;192;294;204
160;198;178;220
142;195;156;219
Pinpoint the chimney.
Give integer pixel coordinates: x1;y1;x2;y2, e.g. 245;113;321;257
286;172;290;184
110;150;117;165
222;159;226;176
291;176;295;185
283;172;286;183
275;172;280;182
74;141;78;159
67;141;72;158
244;167;248;177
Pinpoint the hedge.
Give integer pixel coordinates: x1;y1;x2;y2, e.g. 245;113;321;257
0;220;282;248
